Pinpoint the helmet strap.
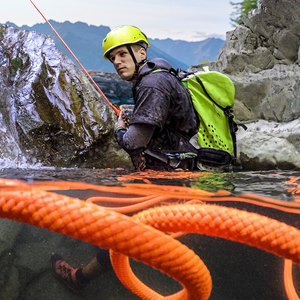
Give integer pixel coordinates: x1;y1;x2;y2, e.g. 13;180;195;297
126;45;147;81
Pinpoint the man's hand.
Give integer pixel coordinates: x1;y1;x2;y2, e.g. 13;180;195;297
114;111;127;130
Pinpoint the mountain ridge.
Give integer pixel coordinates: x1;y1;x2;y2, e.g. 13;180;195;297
4;20;225;72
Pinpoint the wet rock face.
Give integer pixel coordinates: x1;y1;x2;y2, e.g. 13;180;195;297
0;25;130;168
216;0;300;123
218;0;300;73
231;65;300;123
190;0;300;124
190;0;300;170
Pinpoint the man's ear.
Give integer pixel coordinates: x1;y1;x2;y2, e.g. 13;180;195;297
139;47;147;60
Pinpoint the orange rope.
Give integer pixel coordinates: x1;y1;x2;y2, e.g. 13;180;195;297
285;177;300;203
0;189;212;299
133;204;300;264
0;178;299;299
117;170;211;181
284;259;300;300
86;195;156;204
197;195;300;215
111;203;300;299
101;196;169;214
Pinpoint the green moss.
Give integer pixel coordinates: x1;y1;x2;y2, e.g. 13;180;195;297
0;25;7;40
32;80;55;124
40;61;52;87
70;86;83;114
59;70;83;119
58;70;87;141
10;57;23;77
192;172;236;192
33;69;93;147
58;70;67;88
69;83;87;139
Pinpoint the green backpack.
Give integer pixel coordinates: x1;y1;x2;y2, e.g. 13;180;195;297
168;67;246;167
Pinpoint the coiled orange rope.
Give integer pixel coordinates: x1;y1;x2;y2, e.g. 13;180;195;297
0;178;299;299
284;259;299;300
0;188;212;299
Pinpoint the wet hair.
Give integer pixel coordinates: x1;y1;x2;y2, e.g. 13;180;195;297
132;41;148;52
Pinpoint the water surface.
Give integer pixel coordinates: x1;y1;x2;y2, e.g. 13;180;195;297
0;167;299;300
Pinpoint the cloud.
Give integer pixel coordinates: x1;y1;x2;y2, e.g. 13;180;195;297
149;30;226;42
190;32;226;41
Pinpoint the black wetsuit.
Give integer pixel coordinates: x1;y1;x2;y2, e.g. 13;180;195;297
115;58;199;170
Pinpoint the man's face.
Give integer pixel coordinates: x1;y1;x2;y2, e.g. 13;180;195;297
108;46;145;81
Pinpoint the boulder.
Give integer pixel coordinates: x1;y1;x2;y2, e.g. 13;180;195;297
0;25;131;169
190;0;300;123
237;119;300;170
190;0;300;170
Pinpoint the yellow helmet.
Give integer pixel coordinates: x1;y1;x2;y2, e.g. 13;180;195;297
102;25;150;59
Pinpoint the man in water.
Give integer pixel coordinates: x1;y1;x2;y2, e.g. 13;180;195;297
107;25;199;171
51;25;200;291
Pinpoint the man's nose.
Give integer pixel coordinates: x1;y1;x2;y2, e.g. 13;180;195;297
113;55;122;65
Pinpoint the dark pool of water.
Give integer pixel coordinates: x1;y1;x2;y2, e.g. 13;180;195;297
0;167;299;299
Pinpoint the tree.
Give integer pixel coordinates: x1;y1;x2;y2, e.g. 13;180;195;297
230;0;260;26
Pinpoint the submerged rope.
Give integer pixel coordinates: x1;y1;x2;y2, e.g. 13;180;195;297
0;178;299;299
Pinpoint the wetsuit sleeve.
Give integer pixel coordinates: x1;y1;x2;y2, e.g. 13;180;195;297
130;86;170;129
114;123;155;153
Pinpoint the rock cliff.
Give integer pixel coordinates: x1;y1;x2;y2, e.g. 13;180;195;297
191;0;300;170
0;25;131;169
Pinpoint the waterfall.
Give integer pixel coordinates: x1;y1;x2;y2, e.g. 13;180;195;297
0;106;39;168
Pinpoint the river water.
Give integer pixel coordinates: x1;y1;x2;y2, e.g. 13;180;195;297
0;166;299;299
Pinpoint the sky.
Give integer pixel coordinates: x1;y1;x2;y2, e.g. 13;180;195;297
2;0;235;41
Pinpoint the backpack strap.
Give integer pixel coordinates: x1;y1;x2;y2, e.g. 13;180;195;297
194;75;226;112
